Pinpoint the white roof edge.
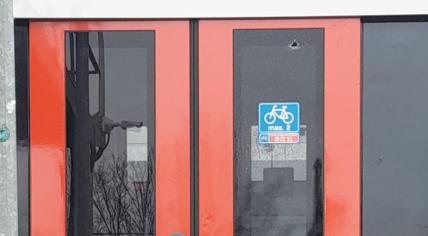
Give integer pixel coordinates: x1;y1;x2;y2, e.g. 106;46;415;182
13;0;428;19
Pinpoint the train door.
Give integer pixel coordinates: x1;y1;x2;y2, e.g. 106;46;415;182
198;19;361;236
28;19;361;236
29;21;190;236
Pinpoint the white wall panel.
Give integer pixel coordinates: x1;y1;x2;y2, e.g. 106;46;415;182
13;0;428;18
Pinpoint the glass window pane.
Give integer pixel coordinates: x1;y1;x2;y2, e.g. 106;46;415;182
234;29;324;236
65;31;155;236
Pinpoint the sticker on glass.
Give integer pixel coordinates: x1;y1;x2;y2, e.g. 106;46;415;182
258;102;300;144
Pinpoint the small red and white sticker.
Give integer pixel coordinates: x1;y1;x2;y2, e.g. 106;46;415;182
268;133;299;143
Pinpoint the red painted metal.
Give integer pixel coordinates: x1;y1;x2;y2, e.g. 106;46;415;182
199;19;361;236
29;21;190;236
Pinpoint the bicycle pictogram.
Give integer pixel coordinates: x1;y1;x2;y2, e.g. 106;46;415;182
263;105;294;125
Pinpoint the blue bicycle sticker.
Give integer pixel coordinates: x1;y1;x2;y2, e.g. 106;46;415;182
258;102;300;144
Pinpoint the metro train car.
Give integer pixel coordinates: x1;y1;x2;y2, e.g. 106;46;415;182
1;0;428;235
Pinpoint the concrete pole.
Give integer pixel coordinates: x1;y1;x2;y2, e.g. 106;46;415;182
0;0;18;235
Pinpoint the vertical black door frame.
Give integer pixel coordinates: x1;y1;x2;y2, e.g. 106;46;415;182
15;19;30;236
190;19;199;236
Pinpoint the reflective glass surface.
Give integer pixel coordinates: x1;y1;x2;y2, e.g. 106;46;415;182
65;31;155;236
234;29;324;236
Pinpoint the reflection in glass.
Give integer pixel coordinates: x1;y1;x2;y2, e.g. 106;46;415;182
65;31;155;236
